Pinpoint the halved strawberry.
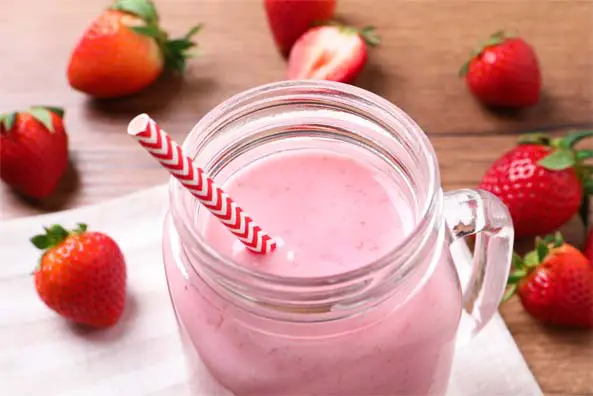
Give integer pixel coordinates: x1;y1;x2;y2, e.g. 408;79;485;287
287;24;380;84
264;0;337;57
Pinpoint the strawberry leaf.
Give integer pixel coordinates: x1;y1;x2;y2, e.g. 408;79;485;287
359;26;381;47
131;25;161;38
508;269;527;284
576;149;593;161
27;107;55;132
166;39;195;52
552;232;564;246
75;223;88;233
501;284;518;303
162;24;203;72
46;106;64;118
551;137;569;150
47;225;69;245
459;61;470;77
524;250;540;268
540;232;563;248
536;238;549;262
0;112;16;130
32;225;68;250
185;23;203;40
31;234;50;250
483;30;507;48
111;0;158;24
542;234;554;244
32;106;64;118
562;130;593;149
538;149;575;170
511;252;523;269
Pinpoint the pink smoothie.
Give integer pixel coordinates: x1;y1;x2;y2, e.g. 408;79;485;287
202;150;414;277
163;149;463;395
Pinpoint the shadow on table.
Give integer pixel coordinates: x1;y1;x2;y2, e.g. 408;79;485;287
82;71;218;122
356;60;391;98
539;324;593;344
478;89;557;121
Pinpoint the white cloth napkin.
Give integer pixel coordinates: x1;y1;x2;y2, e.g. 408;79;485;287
0;186;542;395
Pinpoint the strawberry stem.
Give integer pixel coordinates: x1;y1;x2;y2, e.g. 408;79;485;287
563;130;593;148
576;150;593;161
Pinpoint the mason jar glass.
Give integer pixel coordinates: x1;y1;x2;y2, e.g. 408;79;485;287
162;80;513;396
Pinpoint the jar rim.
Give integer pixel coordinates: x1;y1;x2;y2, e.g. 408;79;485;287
170;80;441;289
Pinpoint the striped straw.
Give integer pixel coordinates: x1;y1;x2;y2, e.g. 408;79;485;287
127;114;277;254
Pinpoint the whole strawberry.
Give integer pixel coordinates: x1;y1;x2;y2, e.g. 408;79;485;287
32;224;127;328
287;24;380;83
264;0;336;57
460;31;541;108
0;107;68;199
67;0;202;98
505;233;593;328
479;130;593;239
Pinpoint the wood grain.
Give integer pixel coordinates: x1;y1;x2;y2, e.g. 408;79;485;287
1;0;593;394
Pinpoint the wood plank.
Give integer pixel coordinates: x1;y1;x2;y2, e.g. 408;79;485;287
2;0;592;135
500;300;593;396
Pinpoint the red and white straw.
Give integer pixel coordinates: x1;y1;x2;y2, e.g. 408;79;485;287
127;114;277;254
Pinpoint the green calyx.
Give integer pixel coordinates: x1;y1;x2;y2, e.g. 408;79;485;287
358;26;381;47
317;21;381;47
111;0;203;72
0;112;16;131
519;130;593;226
31;224;88;251
0;106;64;133
502;232;564;302
518;129;593;187
459;30;509;77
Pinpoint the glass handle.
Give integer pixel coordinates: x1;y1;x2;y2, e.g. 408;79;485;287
443;188;514;338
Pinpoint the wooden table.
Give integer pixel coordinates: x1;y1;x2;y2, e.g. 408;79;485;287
2;0;592;394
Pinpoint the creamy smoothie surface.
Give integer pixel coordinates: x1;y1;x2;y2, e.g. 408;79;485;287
202;149;414;276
